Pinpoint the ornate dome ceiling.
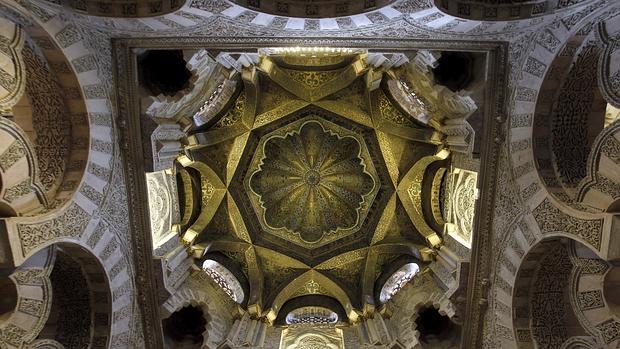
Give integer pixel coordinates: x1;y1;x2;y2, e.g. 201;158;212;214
4;1;620;348
147;48;481;325
247;118;379;245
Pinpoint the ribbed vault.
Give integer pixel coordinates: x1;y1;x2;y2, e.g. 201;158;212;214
158;49;480;329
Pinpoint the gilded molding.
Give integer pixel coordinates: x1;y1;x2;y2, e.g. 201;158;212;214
397;149;450;248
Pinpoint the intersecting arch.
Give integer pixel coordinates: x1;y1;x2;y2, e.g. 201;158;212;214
269;270;356;323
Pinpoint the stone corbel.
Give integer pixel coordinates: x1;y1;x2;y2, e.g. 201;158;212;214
412;50;440;70
356;313;395;347
151;124;186;171
216;52;259;73
153;240;192;303
365;53;409;94
384;52;478;154
438;91;477;121
366;53;409;70
221;313;267;348
365;68;384;91
438;118;475;154
429;246;459;291
216;52;244;73
144;49;227;128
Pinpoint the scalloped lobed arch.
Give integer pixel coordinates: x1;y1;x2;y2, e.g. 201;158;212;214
506;237;618;349
0;242;113;349
529;28;608;208
505;2;619;262
0;15;89;217
0;0;118;267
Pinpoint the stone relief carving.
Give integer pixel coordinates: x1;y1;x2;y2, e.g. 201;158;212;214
2;0;616;346
533;199;604;250
15;0;582;43
529;243;574;348
0;117;48;215
280;326;345;349
0;247;53;348
560;336;605;349
0;4;149;348
443;168;478;248
146;170;179;248
435;0;591;22
15;202;90;255
597;12;620;108
110;34;508;346
146;49;221;121
41;0;185;17
20;43;71;195
575;119;620;211
0;17;26;113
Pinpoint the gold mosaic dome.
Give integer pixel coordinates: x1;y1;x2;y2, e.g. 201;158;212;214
248;119;378;244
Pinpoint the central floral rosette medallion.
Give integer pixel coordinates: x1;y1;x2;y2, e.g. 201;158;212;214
246;117;379;247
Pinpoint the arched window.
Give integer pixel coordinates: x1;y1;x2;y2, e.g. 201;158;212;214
285;306;338;325
379;263;420;303
201;259;244;303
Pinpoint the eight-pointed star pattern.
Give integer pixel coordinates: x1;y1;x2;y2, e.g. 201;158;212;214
179;53;448;318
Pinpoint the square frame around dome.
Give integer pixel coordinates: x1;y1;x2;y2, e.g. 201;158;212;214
112;36;508;349
228;105;393;262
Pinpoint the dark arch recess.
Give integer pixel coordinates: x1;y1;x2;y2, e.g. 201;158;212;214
415;304;460;346
38;243;112;349
162;305;207;349
432;52;475;93
274;295;347;326
512;238;590;348
175;165;202;232
531;30;608;204
138;50;192;98
0;273;17;320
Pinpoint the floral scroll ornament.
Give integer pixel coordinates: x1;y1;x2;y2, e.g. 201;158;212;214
248;119;378;244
